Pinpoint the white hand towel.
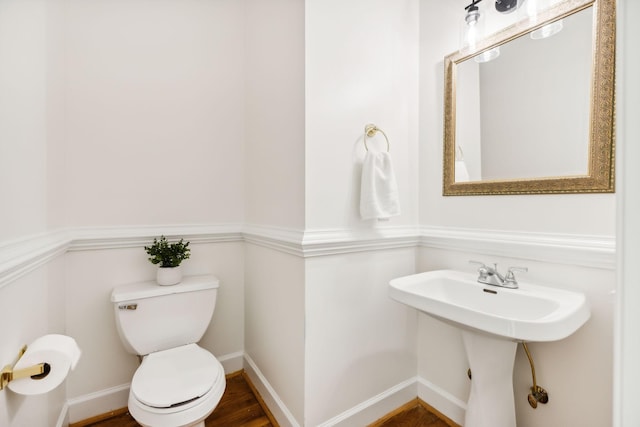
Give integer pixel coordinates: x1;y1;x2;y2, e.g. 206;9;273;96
360;151;400;220
455;159;470;182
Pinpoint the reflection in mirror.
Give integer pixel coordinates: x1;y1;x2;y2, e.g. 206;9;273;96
443;0;615;196
455;7;592;182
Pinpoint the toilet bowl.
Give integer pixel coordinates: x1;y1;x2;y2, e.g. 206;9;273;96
111;275;226;427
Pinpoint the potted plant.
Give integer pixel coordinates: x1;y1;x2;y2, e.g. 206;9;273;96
144;235;191;286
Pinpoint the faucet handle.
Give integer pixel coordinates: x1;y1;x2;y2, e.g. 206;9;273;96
469;260;490;278
504;266;528;286
470;260;500;274
469;260;488;268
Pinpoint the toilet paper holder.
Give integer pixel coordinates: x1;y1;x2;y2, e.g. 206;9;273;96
0;345;48;391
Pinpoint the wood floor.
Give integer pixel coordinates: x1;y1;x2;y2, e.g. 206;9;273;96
371;405;451;427
368;399;458;427
74;371;457;427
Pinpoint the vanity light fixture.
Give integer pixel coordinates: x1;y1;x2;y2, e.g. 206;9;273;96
462;0;526;55
463;0;484;48
494;0;524;14
465;0;482;26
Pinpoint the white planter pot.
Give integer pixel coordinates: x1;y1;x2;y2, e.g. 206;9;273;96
156;266;182;286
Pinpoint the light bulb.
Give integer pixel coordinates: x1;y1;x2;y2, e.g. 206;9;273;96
474;47;501;63
530;19;564;39
462;2;484;49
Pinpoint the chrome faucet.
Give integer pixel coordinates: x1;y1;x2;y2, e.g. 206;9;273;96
469;261;527;289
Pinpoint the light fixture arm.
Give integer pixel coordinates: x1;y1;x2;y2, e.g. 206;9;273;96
464;0;483;26
464;0;483;12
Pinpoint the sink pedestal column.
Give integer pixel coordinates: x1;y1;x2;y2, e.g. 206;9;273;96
462;331;518;427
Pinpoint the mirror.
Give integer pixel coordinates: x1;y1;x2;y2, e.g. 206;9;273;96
443;0;615;196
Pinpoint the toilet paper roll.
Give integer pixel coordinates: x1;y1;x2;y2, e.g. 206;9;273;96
8;334;81;396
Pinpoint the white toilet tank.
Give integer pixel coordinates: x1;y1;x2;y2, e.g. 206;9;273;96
111;275;219;356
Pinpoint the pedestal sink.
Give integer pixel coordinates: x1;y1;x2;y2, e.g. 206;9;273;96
389;269;590;427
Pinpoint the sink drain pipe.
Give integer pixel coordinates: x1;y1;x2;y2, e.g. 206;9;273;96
522;342;549;408
466;342;549;409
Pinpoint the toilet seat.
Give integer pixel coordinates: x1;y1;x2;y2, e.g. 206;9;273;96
128;344;226;427
132;343;221;409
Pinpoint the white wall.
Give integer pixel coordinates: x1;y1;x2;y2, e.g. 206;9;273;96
1;1;248;424
243;1;421;425
305;0;419;231
0;259;67;427
242;1;306;424
244;0;306;230
615;0;640;425
61;0;245;227
0;2;67;425
244;244;305;425
53;1;248;421
305;249;417;426
302;1;420;425
0;0;49;241
46;0;66;230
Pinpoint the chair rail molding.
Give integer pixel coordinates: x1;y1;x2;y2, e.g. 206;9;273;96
420;226;616;270
0;230;71;289
69;223;244;251
0;223;615;289
301;226;421;257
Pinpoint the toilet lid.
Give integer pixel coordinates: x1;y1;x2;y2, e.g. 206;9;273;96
131;344;221;408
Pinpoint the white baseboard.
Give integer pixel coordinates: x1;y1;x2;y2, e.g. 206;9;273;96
316;377;418;427
417;377;467;426
67;383;130;424
243;353;301;427
218;350;244;374
241;358;432;427
55;403;69;427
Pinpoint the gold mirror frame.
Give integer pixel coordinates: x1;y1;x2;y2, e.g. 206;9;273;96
443;0;615;196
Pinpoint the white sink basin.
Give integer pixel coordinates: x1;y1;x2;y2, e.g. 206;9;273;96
389;269;591;427
389;269;590;342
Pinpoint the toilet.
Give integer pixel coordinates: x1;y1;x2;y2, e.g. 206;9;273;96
111;274;226;427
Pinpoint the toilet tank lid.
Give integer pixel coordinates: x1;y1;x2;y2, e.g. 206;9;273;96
111;274;219;303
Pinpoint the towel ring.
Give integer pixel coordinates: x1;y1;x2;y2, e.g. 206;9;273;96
363;124;390;152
